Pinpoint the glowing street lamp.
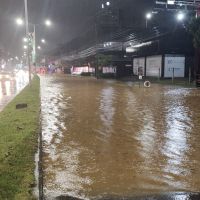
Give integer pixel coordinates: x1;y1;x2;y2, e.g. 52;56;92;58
16;18;24;26
45;19;52;27
146;13;152;20
106;1;110;6
41;39;46;43
177;12;185;21
145;12;152;28
15;16;52;74
23;37;28;42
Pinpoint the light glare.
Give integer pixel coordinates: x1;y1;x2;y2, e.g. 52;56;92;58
41;39;46;43
146;13;152;19
45;20;52;26
106;2;110;6
177;12;185;21
16;18;24;25
23;37;28;42
167;0;175;5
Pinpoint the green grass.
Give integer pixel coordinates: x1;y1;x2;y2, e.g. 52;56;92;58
0;76;40;200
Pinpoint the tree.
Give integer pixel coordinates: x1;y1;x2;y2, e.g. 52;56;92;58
188;17;200;75
95;54;112;66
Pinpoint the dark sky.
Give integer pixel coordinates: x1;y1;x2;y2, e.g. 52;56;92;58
0;0;153;56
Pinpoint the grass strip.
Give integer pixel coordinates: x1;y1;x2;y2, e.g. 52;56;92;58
0;76;40;200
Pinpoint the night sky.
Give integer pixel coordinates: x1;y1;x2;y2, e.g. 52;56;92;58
0;0;153;56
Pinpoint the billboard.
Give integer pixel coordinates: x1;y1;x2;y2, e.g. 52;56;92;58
146;55;162;77
164;55;185;78
133;57;145;75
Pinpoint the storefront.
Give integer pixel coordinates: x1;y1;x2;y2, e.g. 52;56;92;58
164;55;185;78
133;54;186;78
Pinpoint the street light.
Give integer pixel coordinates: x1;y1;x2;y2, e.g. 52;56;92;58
16;15;52;76
146;13;152;20
145;12;152;28
16;18;24;25
31;22;51;67
41;39;46;43
177;12;185;21
45;19;52;26
23;37;28;42
106;1;110;6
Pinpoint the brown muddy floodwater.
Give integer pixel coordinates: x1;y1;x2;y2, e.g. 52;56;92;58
40;75;200;200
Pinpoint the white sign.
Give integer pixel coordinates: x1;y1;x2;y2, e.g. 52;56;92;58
102;67;116;74
71;66;90;75
164;56;185;78
146;55;162;77
133;57;145;75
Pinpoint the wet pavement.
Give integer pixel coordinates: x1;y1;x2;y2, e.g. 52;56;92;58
40;75;200;200
0;70;29;112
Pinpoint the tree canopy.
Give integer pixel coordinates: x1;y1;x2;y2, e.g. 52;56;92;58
188;17;200;48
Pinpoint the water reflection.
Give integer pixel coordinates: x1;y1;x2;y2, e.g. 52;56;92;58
98;87;115;139
161;90;192;190
41;76;200;199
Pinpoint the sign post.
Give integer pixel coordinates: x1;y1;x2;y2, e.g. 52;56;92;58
172;67;175;84
139;75;143;88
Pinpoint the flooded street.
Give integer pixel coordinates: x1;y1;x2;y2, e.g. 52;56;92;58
41;75;200;199
0;71;29;111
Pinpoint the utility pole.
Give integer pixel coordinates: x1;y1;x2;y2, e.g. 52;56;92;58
24;0;31;85
32;25;36;72
95;23;99;79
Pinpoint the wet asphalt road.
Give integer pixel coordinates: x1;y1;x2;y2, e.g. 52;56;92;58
0;70;29;112
40;75;200;200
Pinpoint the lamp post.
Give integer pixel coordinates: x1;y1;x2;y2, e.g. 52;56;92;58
32;25;36;67
145;12;152;28
32;20;51;67
24;0;31;85
17;18;52;73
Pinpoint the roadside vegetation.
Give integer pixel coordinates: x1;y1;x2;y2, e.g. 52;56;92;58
188;17;200;75
0;76;40;200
